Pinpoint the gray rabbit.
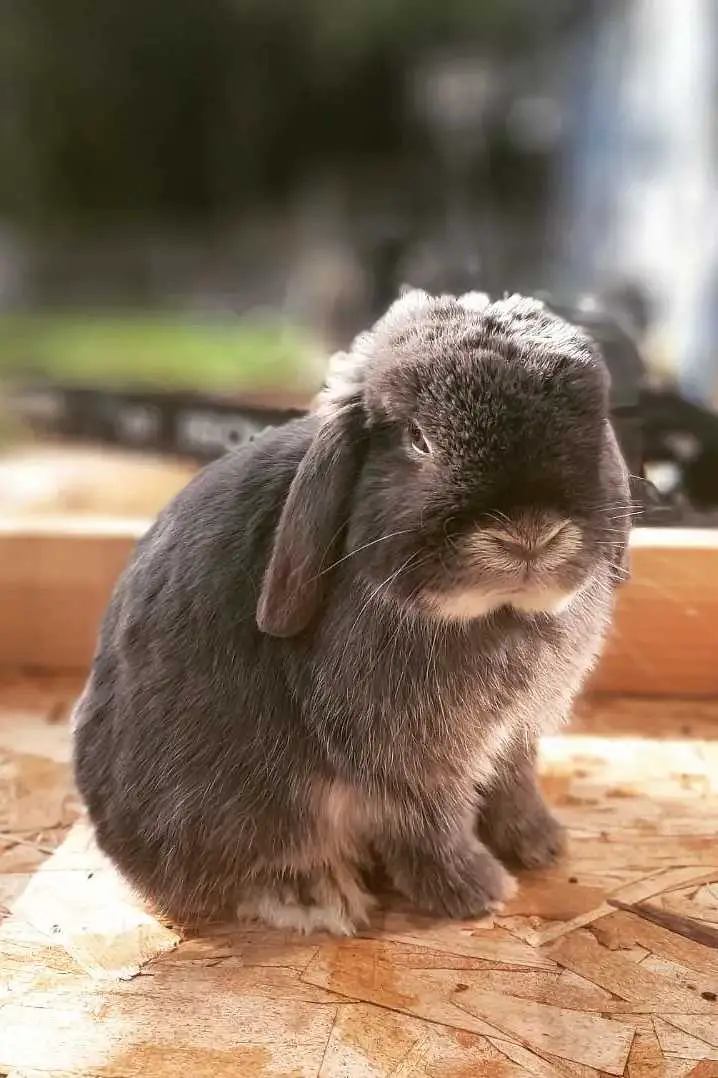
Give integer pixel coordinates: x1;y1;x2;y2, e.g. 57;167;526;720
73;290;632;934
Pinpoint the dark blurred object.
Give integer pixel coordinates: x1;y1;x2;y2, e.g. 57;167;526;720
547;296;645;482
552;296;718;523
598;280;653;341
642;389;718;513
0;0;592;315
10;384;306;463
0;0;581;230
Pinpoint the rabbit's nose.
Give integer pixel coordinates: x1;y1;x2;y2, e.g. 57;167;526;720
487;520;574;563
498;537;541;562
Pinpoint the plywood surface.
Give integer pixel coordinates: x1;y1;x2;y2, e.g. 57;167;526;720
1;679;718;1076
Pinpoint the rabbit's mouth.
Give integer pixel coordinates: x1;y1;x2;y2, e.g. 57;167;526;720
421;512;588;621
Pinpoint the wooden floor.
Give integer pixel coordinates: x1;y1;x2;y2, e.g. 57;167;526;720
1;678;718;1077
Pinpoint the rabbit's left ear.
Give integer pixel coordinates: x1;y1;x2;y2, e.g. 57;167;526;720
257;401;367;638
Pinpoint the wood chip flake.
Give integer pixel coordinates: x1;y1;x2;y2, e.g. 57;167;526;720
683;1064;718;1078
662;1016;718;1052
488;1037;603;1078
316;1004;530;1078
501;877;608;922
535;867;718;946
452;986;635;1075
595;911;718;978
371;913;558;969
654;1018;718;1062
627;1028;671;1078
547;929;715;1013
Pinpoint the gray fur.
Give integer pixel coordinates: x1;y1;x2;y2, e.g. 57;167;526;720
73;291;631;933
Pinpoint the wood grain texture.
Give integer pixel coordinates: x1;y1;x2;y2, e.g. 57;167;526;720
0;521;717;697
0;517;144;671
591;530;718;696
1;682;717;1076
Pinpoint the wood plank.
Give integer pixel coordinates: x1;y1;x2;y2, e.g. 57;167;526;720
0;516;145;672
0;521;717;692
591;529;718;696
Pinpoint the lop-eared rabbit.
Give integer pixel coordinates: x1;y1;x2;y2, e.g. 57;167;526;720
74;291;631;934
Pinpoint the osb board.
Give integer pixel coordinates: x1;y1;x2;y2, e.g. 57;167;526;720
0;519;718;696
1;681;718;1076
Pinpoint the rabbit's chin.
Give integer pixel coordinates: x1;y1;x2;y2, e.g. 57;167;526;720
427;584;577;622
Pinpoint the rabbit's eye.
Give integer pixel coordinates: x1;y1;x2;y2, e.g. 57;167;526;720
407;420;432;457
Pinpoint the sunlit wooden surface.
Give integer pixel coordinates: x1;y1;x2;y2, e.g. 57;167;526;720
0;444;197;519
1;678;717;1076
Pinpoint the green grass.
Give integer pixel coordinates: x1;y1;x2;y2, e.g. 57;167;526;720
0;312;322;394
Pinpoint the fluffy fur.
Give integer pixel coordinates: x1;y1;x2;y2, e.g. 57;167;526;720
73;290;632;934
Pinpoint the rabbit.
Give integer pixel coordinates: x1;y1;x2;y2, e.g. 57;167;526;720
73;289;632;936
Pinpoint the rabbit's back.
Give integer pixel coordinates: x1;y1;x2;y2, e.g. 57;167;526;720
73;417;328;918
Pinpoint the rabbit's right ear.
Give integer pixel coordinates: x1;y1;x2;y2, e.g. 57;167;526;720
257;401;367;638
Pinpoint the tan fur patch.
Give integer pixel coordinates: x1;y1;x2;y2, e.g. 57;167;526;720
237;890;358;937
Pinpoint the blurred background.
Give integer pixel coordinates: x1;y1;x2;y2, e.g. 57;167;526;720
1;0;718;518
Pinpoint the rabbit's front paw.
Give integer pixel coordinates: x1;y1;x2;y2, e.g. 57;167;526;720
479;799;566;870
388;839;517;920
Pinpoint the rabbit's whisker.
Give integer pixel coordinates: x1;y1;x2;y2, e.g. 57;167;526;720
312;529;416;581
346;552;424;640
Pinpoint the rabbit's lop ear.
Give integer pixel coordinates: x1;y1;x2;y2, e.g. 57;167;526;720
257;406;366;638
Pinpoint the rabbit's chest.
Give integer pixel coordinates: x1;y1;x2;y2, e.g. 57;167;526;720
421;618;595;779
317;587;609;787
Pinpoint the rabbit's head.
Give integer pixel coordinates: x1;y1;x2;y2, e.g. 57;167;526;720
258;290;631;636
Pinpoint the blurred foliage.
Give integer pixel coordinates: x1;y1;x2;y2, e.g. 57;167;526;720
0;313;317;392
301;0;536;59
0;0;577;227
